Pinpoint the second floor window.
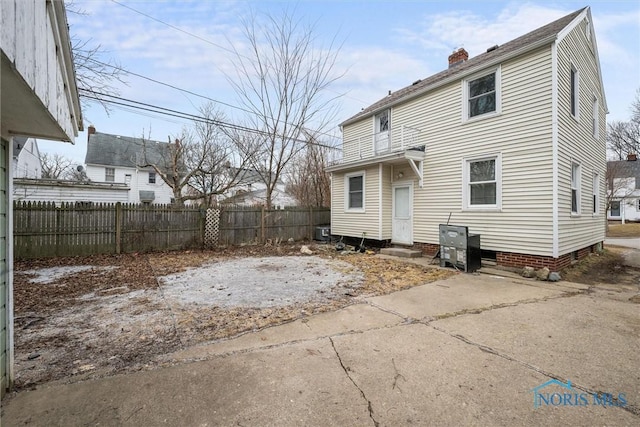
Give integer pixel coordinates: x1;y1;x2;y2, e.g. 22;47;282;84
149;171;156;184
570;65;579;118
468;72;496;118
105;167;115;182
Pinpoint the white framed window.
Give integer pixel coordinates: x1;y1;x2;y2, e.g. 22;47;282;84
570;64;579;119
149;171;156;184
592;173;599;215
571;162;581;215
637;199;640;212
105;167;115;182
463;154;502;210
374;110;391;154
345;171;365;212
463;67;501;121
592;94;599;138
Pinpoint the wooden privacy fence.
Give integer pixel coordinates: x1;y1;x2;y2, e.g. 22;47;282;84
205;206;331;247
14;201;204;259
14;202;331;259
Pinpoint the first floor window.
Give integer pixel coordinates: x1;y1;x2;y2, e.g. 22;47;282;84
637;199;640;211
610;201;621;217
464;155;501;209
149;171;156;184
571;163;581;214
346;172;364;211
105;167;115;182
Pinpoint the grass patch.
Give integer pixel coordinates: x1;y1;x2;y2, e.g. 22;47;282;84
607;222;640;238
562;250;626;285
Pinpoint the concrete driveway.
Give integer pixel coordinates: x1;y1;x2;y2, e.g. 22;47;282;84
606;237;640;250
3;270;639;426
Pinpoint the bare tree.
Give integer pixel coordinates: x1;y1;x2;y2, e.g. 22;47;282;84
607;88;640;160
226;10;343;209
286;133;332;207
40;153;73;179
138;103;255;206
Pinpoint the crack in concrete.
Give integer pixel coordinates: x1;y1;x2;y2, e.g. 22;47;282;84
329;337;380;427
429;324;640;418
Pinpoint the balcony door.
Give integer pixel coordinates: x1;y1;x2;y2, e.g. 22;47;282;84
374;110;390;154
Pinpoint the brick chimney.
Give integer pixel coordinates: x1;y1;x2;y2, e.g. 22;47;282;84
627;153;637;161
448;48;469;68
87;125;95;143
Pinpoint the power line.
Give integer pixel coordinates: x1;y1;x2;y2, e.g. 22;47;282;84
107;0;371;106
76;54;343;142
79;89;340;150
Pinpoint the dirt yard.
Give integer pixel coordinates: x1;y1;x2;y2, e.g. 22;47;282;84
13;244;454;390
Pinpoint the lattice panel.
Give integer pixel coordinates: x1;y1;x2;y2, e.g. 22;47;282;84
205;208;221;247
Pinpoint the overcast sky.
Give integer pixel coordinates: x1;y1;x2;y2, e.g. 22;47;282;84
39;0;640;163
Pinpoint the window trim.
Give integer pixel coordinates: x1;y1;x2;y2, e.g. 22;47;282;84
592;94;599;138
344;170;366;212
571;162;581;216
462;153;502;211
610;200;621;217
592;172;599;216
105;167;115;182
570;64;579;120
462;66;502;122
148;171;156;184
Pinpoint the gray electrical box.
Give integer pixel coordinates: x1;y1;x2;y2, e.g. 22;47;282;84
439;224;481;272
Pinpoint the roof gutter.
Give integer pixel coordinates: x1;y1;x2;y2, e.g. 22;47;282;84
340;35;558;127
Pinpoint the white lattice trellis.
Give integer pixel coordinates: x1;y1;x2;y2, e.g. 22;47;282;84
205;208;221;247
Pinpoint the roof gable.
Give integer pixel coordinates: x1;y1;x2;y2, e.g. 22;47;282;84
341;7;586;127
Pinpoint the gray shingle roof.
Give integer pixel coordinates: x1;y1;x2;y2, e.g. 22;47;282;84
341;7;585;126
608;160;640;188
85;131;172;169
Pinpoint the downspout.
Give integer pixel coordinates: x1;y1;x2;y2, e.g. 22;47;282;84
378;163;383;240
551;42;559;258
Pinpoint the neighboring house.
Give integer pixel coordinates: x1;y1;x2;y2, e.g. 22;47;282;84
219;168;297;208
607;154;640;223
85;126;175;204
1;0;82;397
328;7;606;270
13;178;129;204
12;137;41;178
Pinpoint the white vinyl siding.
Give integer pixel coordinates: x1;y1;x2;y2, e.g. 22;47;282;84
85;165;174;204
331;166;381;238
556;16;606;254
342;119;374;162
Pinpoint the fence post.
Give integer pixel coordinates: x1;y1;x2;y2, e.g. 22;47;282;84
309;206;313;241
260;205;265;244
115;202;122;254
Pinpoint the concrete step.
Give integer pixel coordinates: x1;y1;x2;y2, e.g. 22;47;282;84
380;247;423;258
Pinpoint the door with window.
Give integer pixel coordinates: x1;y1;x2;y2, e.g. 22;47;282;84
392;183;413;244
374;110;390;154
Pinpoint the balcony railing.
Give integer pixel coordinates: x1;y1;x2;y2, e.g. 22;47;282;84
336;125;422;165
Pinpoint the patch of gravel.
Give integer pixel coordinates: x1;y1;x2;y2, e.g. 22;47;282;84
158;256;362;308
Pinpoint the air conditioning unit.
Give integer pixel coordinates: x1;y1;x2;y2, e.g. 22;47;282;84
439;224;481;273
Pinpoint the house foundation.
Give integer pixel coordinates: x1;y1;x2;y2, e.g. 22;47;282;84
413;242;602;271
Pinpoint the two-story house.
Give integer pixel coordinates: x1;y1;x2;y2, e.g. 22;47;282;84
219;168;297;208
85;126;175;204
328;7;607;270
1;0;83;396
607;154;640;223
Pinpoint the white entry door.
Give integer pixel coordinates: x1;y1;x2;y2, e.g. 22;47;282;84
392;183;413;244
